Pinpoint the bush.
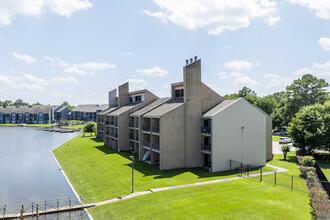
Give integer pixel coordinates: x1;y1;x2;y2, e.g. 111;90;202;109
306;171;315;181
83;122;96;136
302;156;316;167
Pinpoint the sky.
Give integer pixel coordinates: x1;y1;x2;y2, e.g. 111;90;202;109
0;0;330;106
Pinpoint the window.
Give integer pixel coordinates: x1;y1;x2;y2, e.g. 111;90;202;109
175;89;184;98
135;95;141;102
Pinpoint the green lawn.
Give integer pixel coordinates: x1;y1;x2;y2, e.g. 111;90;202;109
89;179;312;220
53;135;274;202
54;136;312;220
318;161;330;181
272;135;292;141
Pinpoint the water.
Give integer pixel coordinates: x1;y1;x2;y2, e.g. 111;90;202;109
0;126;89;219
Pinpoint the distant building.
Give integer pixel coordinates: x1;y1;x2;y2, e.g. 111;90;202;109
70;104;108;122
0;105;55;124
54;106;70;121
97;58;272;172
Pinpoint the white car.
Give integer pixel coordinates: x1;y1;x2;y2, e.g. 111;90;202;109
279;137;292;144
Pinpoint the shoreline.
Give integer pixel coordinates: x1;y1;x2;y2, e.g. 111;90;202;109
51;137;94;220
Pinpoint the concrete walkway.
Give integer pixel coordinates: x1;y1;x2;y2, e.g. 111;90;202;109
93;164;288;207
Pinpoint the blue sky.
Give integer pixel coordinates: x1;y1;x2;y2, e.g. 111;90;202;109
0;0;330;106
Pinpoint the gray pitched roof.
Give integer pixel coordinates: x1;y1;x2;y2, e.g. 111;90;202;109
202;99;239;118
107;103;139;116
72;104;108;112
55;106;68;112
98;107;118;115
143;98;184;118
130;97;170;117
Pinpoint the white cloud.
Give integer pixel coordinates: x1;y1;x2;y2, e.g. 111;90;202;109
293;60;330;77
224;60;259;71
233;76;258;85
126;78;147;91
289;0;330;19
45;56;69;67
22;73;48;85
64;67;94;76
48;0;92;17
144;0;278;35
136;66;169;77
50;76;78;84
0;0;92;26
266;16;280;26
13;52;38;63
0;73;45;91
162;84;170;89
218;72;243;79
264;73;293;88
120;51;134;56
74;62;116;71
319;37;330;51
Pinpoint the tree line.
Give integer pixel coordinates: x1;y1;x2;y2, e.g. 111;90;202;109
223;73;329;153
0;100;75;110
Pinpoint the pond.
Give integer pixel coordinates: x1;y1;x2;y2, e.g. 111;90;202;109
0;126;89;219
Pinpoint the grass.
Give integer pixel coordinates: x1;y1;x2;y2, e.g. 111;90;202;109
54;136;312;220
53;135;274;202
272;135;292;141
0;123;55;127
89;178;312;220
318;161;330;181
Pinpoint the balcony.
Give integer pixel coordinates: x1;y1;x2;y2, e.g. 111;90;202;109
142;125;150;133
110;122;114;126
110;133;114;138
128;122;135;128
201;127;211;136
152;143;160;152
152;126;159;134
106;131;110;136
135;123;139;129
105;121;110;126
136;136;139;141
129;133;134;141
201;144;211;154
142;140;150;149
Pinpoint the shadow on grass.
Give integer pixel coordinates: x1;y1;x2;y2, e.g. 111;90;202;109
91;140;241;180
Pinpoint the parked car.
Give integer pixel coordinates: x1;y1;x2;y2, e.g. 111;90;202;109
274;131;287;135
279;137;292;144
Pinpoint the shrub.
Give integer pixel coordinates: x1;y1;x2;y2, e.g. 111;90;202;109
302;156;315;167
83;122;96;136
306;171;315;181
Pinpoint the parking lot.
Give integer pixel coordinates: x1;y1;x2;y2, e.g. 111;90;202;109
273;141;295;154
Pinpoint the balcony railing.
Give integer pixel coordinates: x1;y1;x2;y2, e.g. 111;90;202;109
128;122;134;128
114;133;118;138
142;125;150;132
114;122;118;127
110;133;114;138
135;123;139;129
110;122;114;126
105;121;110;126
106;131;110;136
152;126;159;134
152;143;159;150
129;133;134;140
201;126;211;134
201;144;211;152
143;140;150;148
136;136;139;141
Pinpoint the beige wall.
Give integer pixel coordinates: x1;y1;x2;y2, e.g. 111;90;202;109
160;105;185;170
201;83;223;112
183;60;202;168
211;99;267;172
266;115;273;161
118;82;129;107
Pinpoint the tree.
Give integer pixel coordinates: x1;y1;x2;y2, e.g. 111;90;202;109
3;100;12;108
238;86;257;97
281;144;290;160
222;93;239;99
83;122;96;136
13;99;29;107
255;95;277;115
273;74;329;128
288;102;330;154
62;101;69;106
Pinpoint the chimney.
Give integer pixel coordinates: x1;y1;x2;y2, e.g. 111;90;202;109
194;56;197;61
186;60;189;65
118;82;130;107
190;58;193;63
108;89;117;107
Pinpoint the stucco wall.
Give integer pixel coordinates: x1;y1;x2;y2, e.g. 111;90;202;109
211;99;266;172
160;105;185;170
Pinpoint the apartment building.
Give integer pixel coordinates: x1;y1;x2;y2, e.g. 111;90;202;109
97;58;272;172
70;104;108;122
0;105;55;124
